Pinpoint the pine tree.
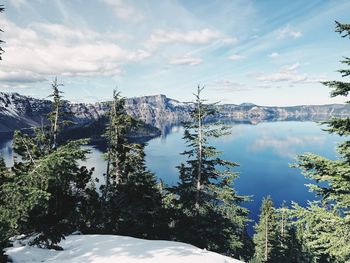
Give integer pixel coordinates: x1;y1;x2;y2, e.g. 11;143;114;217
47;77;72;149
0;156;49;253
9;78;96;249
101;90;164;239
102;90;133;203
252;200;311;263
252;196;279;263
290;21;350;262
172;86;250;258
273;202;311;263
0;158;14;250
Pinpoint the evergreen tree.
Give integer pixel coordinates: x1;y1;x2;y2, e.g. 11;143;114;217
275;202;311;263
101;90;164;239
252;199;311;263
172;86;250;258
47;77;72;149
0;158;10;254
0;157;50;254
290;21;350;262
9;78;96;249
102;90;133;203
252;196;279;263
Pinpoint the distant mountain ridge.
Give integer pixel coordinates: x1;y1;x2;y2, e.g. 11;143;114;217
1;92;349;134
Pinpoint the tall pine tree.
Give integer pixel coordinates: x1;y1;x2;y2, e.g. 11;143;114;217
172;86;250;259
10;78;95;249
101;90;163;239
252;196;279;263
290;21;350;262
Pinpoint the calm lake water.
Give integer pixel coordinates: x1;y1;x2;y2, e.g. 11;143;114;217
0;121;342;233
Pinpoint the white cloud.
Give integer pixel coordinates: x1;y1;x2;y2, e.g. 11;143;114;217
101;0;144;22
169;56;202;66
250;135;325;158
290;31;302;38
277;25;302;39
257;72;324;83
0;18;151;86
268;52;280;59
31;22;131;43
213;80;245;88
228;54;245;61
0;70;46;83
9;0;27;9
145;28;221;50
209;79;248;92
254;62;327;84
285;62;300;71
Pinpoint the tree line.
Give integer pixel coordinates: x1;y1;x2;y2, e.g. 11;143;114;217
0;21;349;263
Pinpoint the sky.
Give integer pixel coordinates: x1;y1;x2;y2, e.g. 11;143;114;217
0;0;349;106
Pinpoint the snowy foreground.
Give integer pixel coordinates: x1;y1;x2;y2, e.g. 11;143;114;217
5;234;244;263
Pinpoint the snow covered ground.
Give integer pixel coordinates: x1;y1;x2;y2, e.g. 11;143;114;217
5;234;244;263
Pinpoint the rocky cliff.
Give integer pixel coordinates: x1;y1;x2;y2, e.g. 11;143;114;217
1;92;349;134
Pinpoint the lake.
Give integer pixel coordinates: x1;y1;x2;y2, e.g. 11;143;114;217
0;121;341;233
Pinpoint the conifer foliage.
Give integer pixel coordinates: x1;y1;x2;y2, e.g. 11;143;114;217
101;90;163;239
290;21;350;262
252;197;309;263
253;196;279;262
4;78;95;250
172;86;250;258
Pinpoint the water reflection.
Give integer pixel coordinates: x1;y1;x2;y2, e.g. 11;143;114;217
0;138;13;166
144;121;341;233
0;121;342;234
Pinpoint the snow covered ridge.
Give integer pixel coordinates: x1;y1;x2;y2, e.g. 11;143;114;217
5;234;244;263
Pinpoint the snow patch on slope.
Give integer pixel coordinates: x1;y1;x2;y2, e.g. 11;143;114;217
5;234;244;263
0;92;19;117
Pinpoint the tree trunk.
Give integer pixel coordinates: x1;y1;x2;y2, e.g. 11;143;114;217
52;104;59;149
104;98;116;203
114;124;121;183
265;215;268;261
281;211;285;238
195;87;202;210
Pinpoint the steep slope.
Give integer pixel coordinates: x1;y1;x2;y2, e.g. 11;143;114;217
1;92;350;134
0;92;51;133
124;94;192;133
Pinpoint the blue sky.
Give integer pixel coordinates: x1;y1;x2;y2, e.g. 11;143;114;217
0;0;349;105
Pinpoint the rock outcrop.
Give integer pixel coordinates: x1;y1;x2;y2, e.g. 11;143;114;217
1;92;349;134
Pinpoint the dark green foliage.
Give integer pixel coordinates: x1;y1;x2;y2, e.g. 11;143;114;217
47;77;73;149
289;202;347;262
335;20;350;38
101;90;164;239
172;86;250;258
252;196;279;262
252;198;311;263
0;79;97;251
23;140;94;248
290;21;350;262
0;156;50;253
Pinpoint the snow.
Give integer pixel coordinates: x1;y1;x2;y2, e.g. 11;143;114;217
5;234;244;263
168;99;186;107
0;93;18;117
168;99;193;109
